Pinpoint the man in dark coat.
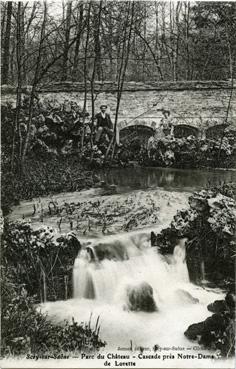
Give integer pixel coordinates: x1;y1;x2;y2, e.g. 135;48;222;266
94;105;113;144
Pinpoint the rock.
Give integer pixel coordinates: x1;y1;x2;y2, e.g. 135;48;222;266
150;228;178;254
150;231;156;246
184;308;233;356
126;281;157;312
225;292;236;311
184;322;205;340
175;289;199;304
184;313;226;341
92;241;129;261
203;313;227;331
207;299;228;313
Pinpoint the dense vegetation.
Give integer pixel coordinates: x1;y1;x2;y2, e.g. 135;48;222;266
2;99;235;218
118;133;236;169
2;220;82;301
1;155;98;216
151;183;236;287
1;1;235;178
1;99;101;214
2;273;106;356
141;135;236;169
1;220;106;356
1;2;235;84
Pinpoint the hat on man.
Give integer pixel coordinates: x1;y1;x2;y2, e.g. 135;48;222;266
100;104;107;109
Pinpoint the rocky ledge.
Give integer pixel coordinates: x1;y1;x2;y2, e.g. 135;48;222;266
184;292;235;357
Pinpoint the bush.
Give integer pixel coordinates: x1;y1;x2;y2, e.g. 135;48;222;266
1;99;87;157
1;269;106;356
2;220;81;301
1;156;97;215
151;184;236;286
140;135;236;169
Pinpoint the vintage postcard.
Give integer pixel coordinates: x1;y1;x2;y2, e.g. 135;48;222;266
1;0;235;368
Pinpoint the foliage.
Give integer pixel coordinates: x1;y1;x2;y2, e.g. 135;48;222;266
152;184;236;286
2;99;116;175
2;220;81;301
1;155;97;215
140;135;236;169
2;99;90;158
1;269;106;356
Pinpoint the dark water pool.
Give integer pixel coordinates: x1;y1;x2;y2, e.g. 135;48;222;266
99;166;236;192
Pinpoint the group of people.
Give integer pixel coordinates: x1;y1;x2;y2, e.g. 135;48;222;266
93;105;174;149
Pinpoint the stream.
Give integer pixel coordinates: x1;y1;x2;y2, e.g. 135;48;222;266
7;167;236;368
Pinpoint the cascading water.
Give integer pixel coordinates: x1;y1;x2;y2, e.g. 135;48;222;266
62;232;228;362
73;235;191;306
38;216;232;368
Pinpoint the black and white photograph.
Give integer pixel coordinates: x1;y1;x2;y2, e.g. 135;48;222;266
1;0;236;368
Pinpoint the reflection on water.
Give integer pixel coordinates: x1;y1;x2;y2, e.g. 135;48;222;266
99;167;236;192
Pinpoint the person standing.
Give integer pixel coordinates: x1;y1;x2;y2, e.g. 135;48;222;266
160;110;174;136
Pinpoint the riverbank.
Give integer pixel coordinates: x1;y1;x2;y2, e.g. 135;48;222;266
2;97;236;215
2;162;235;362
3;155;236;217
8;188;189;237
1;156;98;215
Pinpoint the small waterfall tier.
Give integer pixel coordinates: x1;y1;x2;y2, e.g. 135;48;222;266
73;234;194;309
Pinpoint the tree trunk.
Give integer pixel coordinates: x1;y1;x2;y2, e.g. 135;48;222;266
217;31;234;160
1;2;7;47
61;1;72;81
72;3;84;81
21;2;47;170
107;1;135;158
80;2;92;153
2;1;13;85
11;2;22;171
184;2;190;80
173;2;181;81
91;1;103;123
93;2;102;81
155;2;161;76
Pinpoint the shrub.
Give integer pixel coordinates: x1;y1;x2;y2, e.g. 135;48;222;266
1;269;106;356
1;156;96;215
151;184;236;286
140;135;235;169
2;220;81;301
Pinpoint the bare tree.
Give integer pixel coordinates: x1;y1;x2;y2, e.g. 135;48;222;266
21;1;48;170
184;1;191;80
90;0;103;123
72;2;84;80
2;1;13;85
61;1;72;81
106;1;135;158
11;2;23;171
218;27;234;160
80;2;92;153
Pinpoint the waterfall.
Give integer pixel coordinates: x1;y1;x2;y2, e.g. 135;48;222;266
200;260;207;283
171;237;189;283
43;232;227;360
73;235;190;306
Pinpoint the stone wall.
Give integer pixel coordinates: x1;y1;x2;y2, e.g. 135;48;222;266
2;81;236;135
